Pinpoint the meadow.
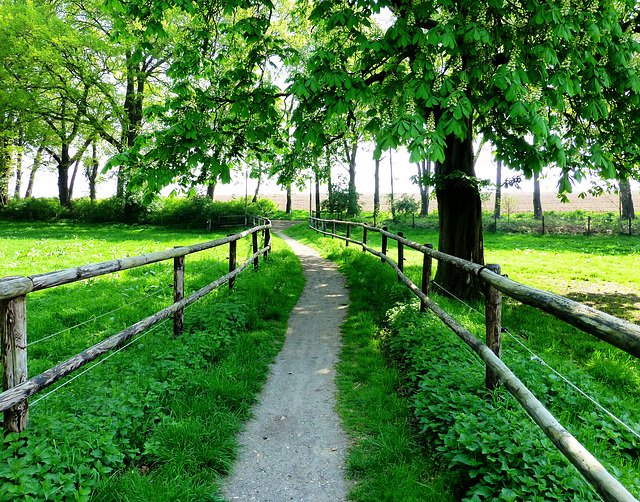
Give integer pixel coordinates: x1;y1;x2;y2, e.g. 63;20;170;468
0;221;305;502
285;220;640;501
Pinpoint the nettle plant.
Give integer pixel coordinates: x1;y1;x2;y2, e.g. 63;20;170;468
383;302;640;501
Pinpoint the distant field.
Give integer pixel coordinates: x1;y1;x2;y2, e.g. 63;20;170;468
217;191;640;214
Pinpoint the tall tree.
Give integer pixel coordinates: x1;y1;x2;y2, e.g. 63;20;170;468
291;0;640;298
494;158;502;219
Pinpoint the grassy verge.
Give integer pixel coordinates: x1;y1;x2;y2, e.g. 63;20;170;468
0;222;305;502
286;222;640;501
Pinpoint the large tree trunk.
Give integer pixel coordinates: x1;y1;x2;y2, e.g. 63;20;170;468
494;158;502;219
620;177;635;219
57;144;72;209
434;130;485;300
26;147;44;198
533;174;543;220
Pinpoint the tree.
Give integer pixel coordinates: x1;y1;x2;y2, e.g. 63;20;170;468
494;158;502;219
533;173;543;220
291;0;640;298
619;177;636;219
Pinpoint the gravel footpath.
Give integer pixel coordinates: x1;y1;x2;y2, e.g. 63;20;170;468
222;223;349;502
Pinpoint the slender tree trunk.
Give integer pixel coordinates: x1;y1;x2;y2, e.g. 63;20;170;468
207;181;216;200
346;141;358;216
0;132;12;207
424;158;431;215
619;177;635;219
86;142;98;202
434;129;485;300
315;170;321;216
417;159;430;216
389;147;396;220
533;174;543;220
374;157;380;219
13;133;23;200
252;162;262;203
26;147;44;198
494;158;502;219
68;156;83;200
286;183;292;214
326;148;333;202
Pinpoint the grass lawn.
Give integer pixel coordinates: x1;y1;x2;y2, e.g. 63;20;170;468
0;221;305;502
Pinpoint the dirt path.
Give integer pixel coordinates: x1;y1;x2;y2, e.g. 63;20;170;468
222;222;349;501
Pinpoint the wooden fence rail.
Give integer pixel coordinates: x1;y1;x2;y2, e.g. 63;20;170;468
309;216;638;502
0;220;272;433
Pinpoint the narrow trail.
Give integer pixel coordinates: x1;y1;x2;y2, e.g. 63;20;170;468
222;223;349;502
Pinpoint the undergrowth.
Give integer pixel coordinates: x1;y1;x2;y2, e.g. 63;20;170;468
285;222;640;501
0;224;304;502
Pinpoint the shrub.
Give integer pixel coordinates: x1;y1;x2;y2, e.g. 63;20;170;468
1;198;64;221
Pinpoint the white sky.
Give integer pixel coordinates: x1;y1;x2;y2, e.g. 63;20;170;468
13;140;633;201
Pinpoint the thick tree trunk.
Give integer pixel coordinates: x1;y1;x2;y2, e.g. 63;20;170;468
57;145;72;209
25;147;43;199
374;157;380;219
533;174;543;220
494;158;502;219
286;184;292;214
434;131;485;300
86;143;98;202
619;177;635;219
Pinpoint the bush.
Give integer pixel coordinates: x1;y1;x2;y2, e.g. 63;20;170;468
1;198;65;221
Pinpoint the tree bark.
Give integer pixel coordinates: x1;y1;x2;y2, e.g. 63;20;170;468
533;174;543;220
374;157;380;219
417;158;430;216
433;130;485;300
344;139;358;216
86;142;98;202
315;169;321;216
389;148;396;220
13;132;23;200
286;183;292;214
207;181;216;200
619;177;635;219
25;147;44;199
0;132;12;207
494;158;502;219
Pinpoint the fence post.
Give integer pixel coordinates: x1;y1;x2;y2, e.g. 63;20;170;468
485;263;502;391
397;232;404;280
346;223;351;246
252;231;259;272
588;216;591;236
420;244;433;312
541;215;545;235
173;250;185;338
264;227;271;261
2;294;28;432
332;221;335;239
322;220;326;234
362;226;368;252
381;227;388;262
229;239;237;290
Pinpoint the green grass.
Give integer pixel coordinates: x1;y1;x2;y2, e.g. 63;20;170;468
286;221;640;501
0;221;305;502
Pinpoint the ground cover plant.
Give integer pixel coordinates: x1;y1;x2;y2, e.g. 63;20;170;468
0;221;305;502
286;222;640;500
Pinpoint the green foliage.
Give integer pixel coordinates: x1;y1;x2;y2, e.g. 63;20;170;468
0;197;277;228
0;223;304;502
384;302;640;501
321;180;360;217
394;195;419;222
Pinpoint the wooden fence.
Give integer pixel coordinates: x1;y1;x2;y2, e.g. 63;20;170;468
310;216;639;502
0;218;272;434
